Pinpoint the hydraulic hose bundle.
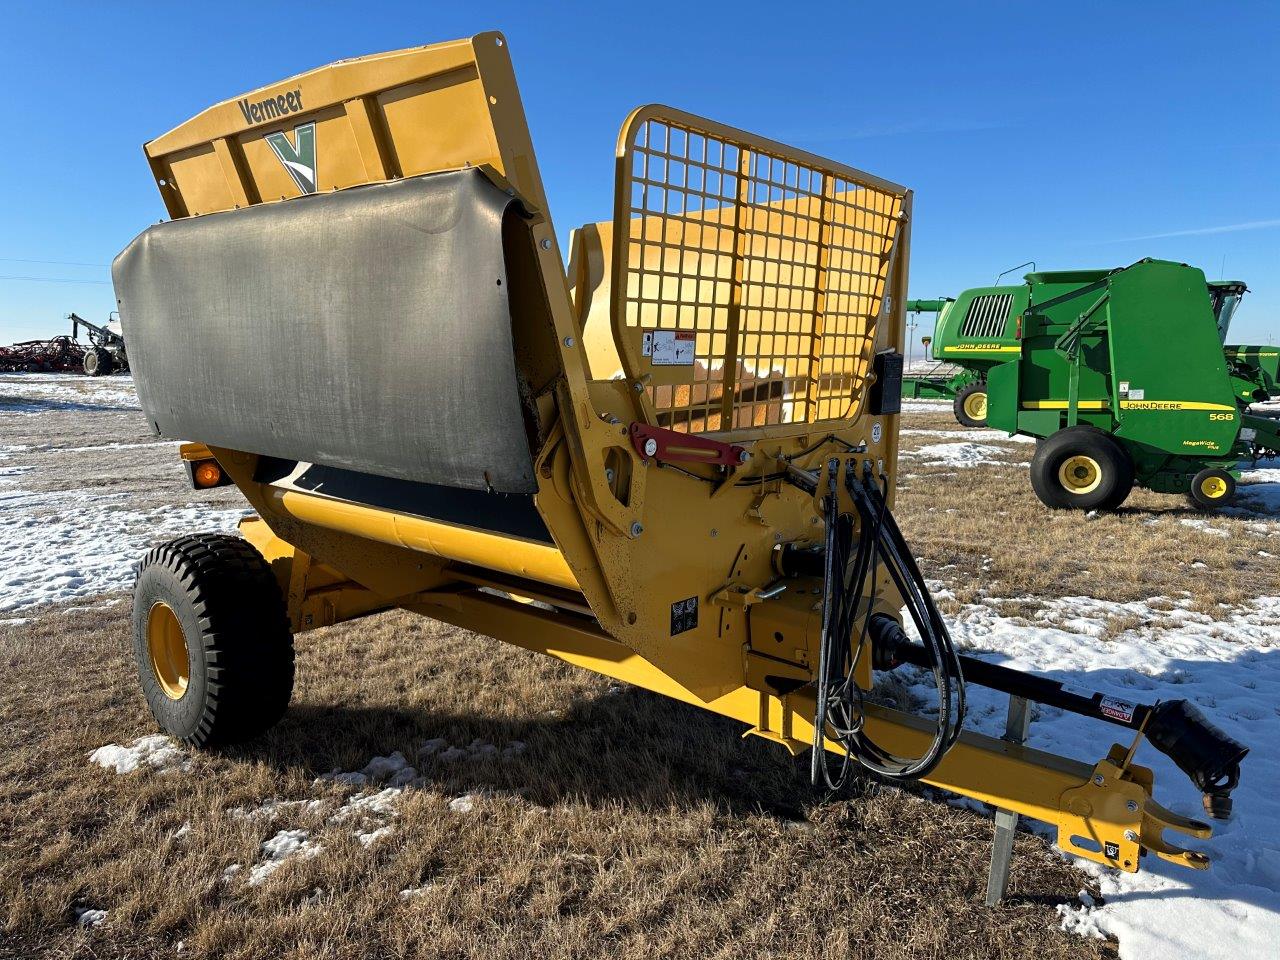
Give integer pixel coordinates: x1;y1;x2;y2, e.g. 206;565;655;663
785;455;1246;816
809;460;966;789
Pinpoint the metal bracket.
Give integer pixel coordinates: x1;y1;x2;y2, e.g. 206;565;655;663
986;695;1031;906
629;421;749;467
711;580;786;609
742;691;809;756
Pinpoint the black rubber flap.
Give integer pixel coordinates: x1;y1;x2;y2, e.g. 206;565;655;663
113;169;538;494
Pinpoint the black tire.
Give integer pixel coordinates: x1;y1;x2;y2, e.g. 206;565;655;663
1188;467;1236;510
83;347;113;377
1029;426;1135;510
953;382;988;428
132;534;294;747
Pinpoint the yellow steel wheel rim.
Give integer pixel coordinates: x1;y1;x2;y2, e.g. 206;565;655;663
1200;475;1229;500
1058;455;1102;495
964;390;988;421
147;601;190;700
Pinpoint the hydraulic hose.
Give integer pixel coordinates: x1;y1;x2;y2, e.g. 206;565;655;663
809;459;966;788
796;457;1247;818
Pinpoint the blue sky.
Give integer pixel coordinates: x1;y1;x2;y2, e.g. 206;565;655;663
1;1;1276;347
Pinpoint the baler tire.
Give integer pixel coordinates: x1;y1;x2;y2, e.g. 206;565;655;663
1188;468;1236;510
132;533;294;748
953;383;988;428
1030;427;1134;511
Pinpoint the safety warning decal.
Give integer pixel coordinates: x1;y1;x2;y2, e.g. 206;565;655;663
670;596;698;636
1104;841;1120;860
645;330;696;366
1099;696;1136;724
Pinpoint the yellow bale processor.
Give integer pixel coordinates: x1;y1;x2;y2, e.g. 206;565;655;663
113;33;1246;900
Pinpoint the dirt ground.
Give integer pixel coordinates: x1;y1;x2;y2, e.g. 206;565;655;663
5;377;1273;959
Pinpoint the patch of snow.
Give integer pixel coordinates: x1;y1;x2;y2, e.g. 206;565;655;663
399;884;434;899
0;373;139;412
247;829;322;886
901;428;1035;444
899;399;953;412
387;766;418;787
905;441;1009;467
1236;469;1280;515
0;492;250;613
73;907;107;928
1179;517;1229;536
914;592;1280;959
448;794;477;814
228;798;324;821
89;735;184;774
417;738;447;757
359;751;410;781
58;440;181;454
356;826;393;848
331;787;403;823
1056;901;1108;940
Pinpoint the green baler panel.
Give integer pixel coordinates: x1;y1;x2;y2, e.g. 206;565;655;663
986;359;1019;434
1106;262;1240;458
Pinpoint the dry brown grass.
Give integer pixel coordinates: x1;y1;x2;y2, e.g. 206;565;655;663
1;598;1112;960
897;407;1278;629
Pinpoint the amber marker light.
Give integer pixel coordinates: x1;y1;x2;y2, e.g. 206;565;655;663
193;461;223;488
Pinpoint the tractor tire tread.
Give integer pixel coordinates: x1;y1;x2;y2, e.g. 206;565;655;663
953;382;988;428
133;533;293;748
1029;426;1135;511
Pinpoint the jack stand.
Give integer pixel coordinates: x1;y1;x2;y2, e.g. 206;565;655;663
985;695;1031;906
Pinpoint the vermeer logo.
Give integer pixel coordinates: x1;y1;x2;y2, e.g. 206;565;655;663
265;123;317;195
238;88;304;125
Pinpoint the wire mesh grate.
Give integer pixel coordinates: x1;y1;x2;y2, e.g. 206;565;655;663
613;112;906;433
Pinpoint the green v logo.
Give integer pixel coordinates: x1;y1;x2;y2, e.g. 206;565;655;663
265;122;317;195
